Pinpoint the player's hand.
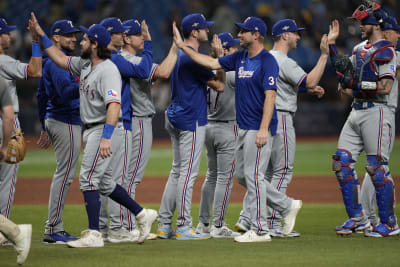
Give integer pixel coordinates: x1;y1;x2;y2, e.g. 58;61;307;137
99;138;112;159
141;20;152;41
37;130;51;149
327;19;339;44
212;34;224;58
320;34;329;56
172;21;184;49
308;85;325;98
28;12;45;38
255;129;268;148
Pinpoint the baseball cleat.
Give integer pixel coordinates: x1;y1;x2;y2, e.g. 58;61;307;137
175;226;210;240
67;230;104;248
364;223;400;237
157;224;175;239
287;231;301;237
146;233;158;240
234;221;250;233
14;224;32;265
210;225;240;238
43;231;78;244
196;222;210;234
136;208;158;244
129;229;140;242
282;199;302;236
335;219;370;235
108;228;137;243
0;232;8;246
234;230;271;243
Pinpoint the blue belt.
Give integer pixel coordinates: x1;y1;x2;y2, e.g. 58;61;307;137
353;102;374;110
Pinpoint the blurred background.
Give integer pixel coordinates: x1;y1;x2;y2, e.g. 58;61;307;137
0;0;399;138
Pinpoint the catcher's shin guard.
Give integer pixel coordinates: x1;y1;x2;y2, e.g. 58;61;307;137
332;149;363;218
366;156;397;226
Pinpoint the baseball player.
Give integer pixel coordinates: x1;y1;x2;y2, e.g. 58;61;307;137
0;18;42;219
360;16;400;229
97;17;156;243
29;13;157;247
173;16;302;242
157;13;225;240
329;2;399;237
119;19;178;238
265;19;328;237
0;76;32;265
36;19;81;244
195;32;240;238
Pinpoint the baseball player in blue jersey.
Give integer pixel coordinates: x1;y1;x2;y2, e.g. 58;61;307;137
360;16;400;230
157;13;225;240
173;16;302;242
329;2;399;237
0;18;42;221
36;19;81;244
265;19;328;237
120;19;178;240
29;13;157;247
195;32;240;238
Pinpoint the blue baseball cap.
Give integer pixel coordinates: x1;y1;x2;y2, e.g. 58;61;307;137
123;19;141;35
181;13;214;33
0;18;16;34
382;17;400;32
79;24;111;48
272;19;305;37
100;17;130;33
215;32;240;48
235;17;267;37
50;20;80;36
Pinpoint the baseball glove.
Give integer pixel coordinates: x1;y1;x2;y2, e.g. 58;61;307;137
5;129;26;164
334;54;354;80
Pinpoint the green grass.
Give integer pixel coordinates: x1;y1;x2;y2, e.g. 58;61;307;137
1;204;400;267
20;140;400;178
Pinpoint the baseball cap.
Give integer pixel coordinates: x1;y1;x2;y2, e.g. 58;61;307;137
50;20;80;36
100;17;130;33
0;18;17;34
181;13;214;33
79;24;111;48
235;17;267;37
123;19;141;35
382;17;400;32
272;19;305;37
215;32;240;48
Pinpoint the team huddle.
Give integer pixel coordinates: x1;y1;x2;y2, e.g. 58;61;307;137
0;0;399;264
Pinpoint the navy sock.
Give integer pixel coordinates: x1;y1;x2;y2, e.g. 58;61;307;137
83;190;100;231
109;184;143;216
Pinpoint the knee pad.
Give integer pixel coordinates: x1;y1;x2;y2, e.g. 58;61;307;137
366;155;388;187
332;150;355;183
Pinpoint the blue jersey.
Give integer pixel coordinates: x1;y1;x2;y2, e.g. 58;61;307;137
218;49;278;133
37;50;81;129
111;41;153;130
167;48;215;131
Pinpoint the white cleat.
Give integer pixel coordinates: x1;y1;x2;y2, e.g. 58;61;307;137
283;200;302;236
234;230;271;243
196;222;210;234
108;228;138;243
136;209;158;244
0;232;8;246
14;224;32;265
146;233;158;240
210;225;240;238
67;230;104;248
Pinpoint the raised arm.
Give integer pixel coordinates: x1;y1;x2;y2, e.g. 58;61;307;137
29;12;70;70
154;42;178;79
305;34;329;88
26;29;42;78
172;22;222;70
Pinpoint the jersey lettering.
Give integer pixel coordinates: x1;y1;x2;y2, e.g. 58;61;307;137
238;67;254;78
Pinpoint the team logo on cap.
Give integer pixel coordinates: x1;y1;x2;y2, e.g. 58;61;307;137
134;20;140;26
54;28;61;33
107;27;113;31
192;22;199;27
244;17;251;23
255;27;258;30
282;25;290;31
118;19;122;24
222;41;228;46
201;14;206;20
68;20;74;28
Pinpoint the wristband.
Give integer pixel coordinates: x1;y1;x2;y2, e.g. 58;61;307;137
40;34;53;49
102;123;115;139
32;42;41;57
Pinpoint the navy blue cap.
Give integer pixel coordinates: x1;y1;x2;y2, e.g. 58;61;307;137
215;32;239;48
272;19;305;37
181;13;214;33
100;17;130;33
51;20;80;36
123;19;141;35
382;17;400;31
0;18;16;34
235;17;267;37
79;24;111;48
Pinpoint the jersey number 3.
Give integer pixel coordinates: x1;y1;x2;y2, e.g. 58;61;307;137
268;76;275;86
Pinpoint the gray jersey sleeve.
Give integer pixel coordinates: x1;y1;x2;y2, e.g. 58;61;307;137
0;55;27;80
280;57;307;89
68;56;89;77
0;77;12;107
99;65;122;106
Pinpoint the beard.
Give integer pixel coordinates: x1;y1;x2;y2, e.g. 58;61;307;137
60;43;74;53
81;46;92;59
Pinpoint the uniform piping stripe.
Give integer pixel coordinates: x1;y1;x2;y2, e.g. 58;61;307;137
5;164;18;218
179;131;196;226
24;65;28;80
119;130;129;226
377;108;383;156
86;147;101;190
50;124;74;234
297;74;307;87
149;65;159;82
253;148;262;234
217;160;235;227
389;126;392;151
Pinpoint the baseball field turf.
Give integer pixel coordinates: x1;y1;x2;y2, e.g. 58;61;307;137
1;140;399;266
